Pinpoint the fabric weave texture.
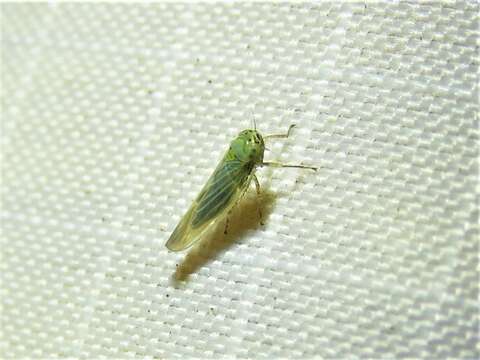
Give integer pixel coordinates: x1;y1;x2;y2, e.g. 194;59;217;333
1;3;479;359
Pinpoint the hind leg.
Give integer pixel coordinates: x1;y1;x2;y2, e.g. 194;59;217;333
253;174;264;225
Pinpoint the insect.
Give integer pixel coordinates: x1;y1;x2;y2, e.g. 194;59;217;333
165;123;316;251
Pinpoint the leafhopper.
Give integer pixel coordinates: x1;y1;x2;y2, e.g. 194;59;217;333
166;124;316;251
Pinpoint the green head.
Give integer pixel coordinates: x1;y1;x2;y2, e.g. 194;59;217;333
230;129;265;165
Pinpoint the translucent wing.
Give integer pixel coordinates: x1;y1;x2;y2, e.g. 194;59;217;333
166;156;253;251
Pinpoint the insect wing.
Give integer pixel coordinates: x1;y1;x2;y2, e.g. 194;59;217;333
166;157;252;251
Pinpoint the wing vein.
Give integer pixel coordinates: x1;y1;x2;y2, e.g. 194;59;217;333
195;162;243;216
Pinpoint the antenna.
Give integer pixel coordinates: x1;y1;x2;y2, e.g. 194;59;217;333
250;107;257;130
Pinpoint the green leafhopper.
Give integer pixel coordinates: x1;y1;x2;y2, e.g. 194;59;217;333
166;124;316;251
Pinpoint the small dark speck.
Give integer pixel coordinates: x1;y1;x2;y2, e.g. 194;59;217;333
208;79;212;84
147;309;151;313
166;294;170;298
247;44;250;49
101;217;106;222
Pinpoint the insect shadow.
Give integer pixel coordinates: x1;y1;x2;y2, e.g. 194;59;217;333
171;188;278;283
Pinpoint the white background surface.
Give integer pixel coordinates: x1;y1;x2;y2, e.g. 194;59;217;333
1;2;478;358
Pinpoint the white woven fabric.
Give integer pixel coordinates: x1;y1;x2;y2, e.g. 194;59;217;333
1;3;478;359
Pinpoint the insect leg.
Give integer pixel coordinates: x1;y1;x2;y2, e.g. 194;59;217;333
224;211;231;235
263;124;296;140
223;179;253;235
261;161;317;171
253;174;261;195
253;174;264;225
